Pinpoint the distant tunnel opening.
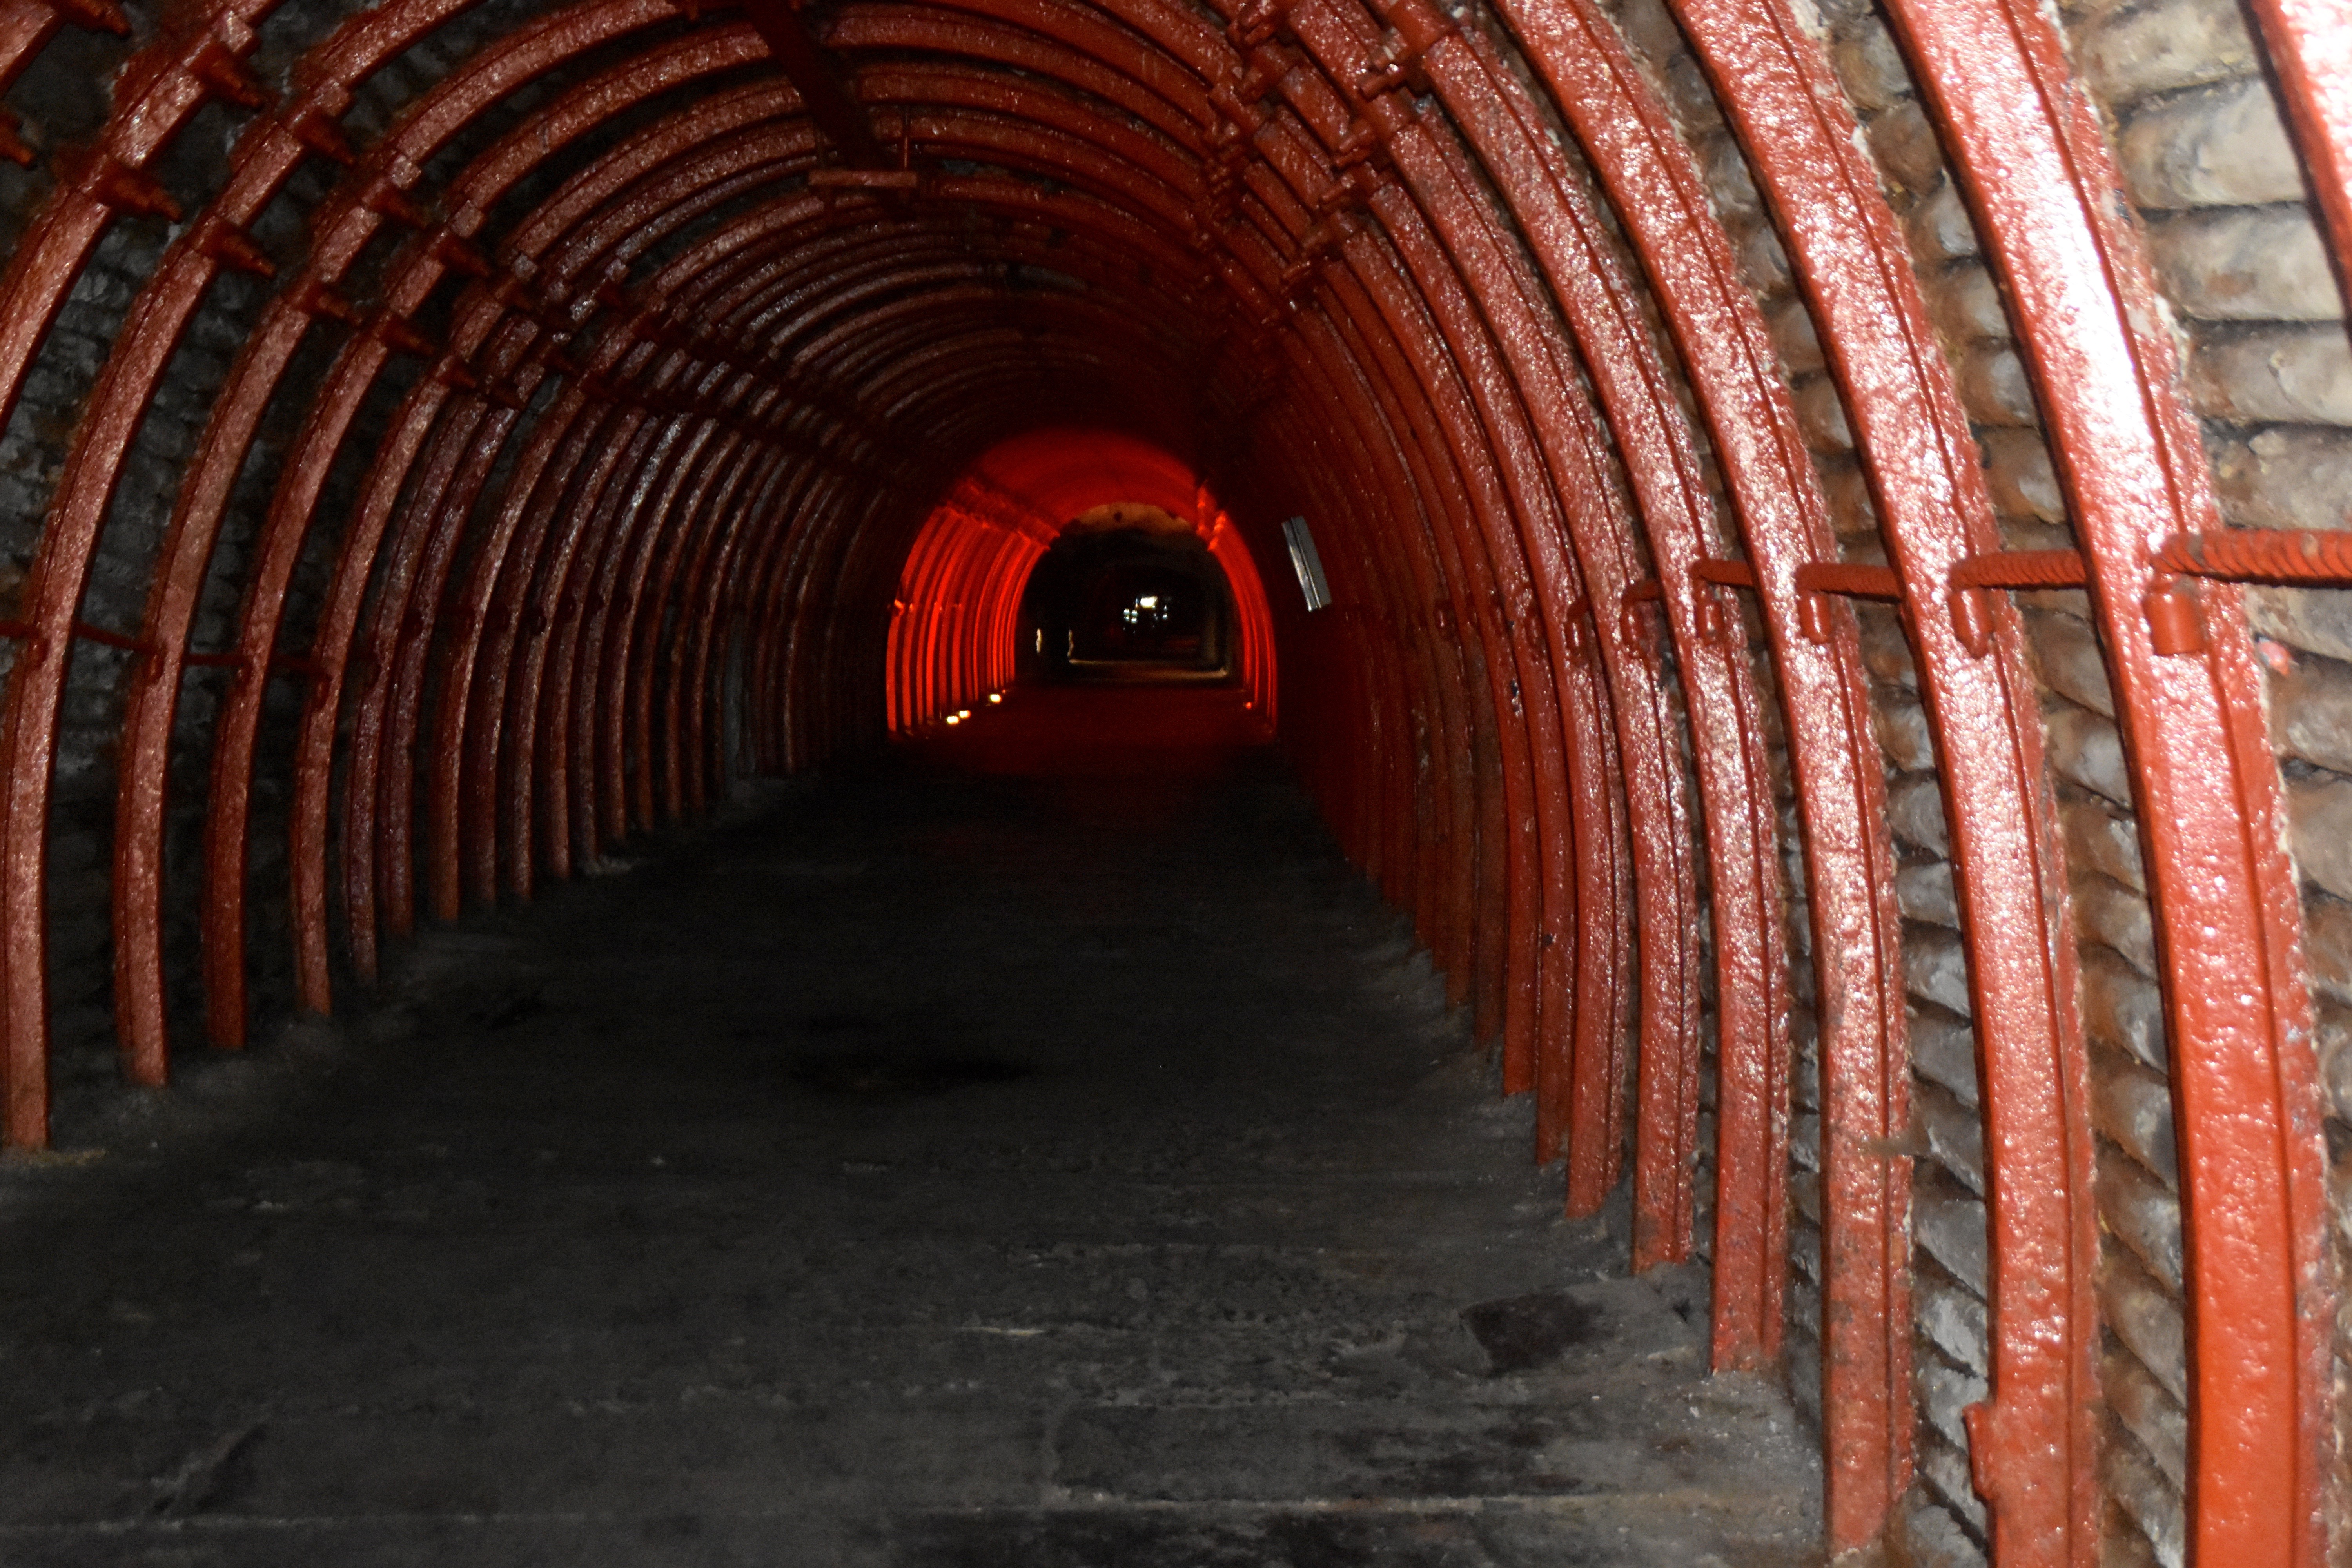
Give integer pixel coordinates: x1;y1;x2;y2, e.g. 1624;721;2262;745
884;429;1278;734
1023;514;1232;681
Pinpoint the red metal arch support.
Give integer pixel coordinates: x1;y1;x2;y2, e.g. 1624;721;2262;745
1884;0;2337;1556
1488;0;1917;1543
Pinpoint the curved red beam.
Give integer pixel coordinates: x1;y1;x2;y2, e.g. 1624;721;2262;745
1490;0;1916;1542
1886;0;2336;1555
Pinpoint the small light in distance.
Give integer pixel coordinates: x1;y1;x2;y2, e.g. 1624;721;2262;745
956;710;971;720
944;714;961;726
987;693;1002;704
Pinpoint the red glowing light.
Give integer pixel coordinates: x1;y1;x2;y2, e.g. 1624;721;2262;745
886;430;1277;733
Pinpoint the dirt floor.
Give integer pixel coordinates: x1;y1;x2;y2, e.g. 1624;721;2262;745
0;685;1822;1565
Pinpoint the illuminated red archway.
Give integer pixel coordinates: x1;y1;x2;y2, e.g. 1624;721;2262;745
885;429;1278;734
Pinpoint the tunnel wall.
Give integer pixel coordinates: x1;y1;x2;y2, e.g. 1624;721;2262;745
0;0;2345;1565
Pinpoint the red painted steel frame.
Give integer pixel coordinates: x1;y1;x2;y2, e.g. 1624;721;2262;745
1637;0;2106;1555
1884;0;2337;1557
0;0;287;1141
1417;15;1788;1335
1492;0;1916;1542
2;0;2341;1561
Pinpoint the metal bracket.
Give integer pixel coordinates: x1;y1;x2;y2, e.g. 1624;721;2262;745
1792;561;1900;643
1946;548;2086;655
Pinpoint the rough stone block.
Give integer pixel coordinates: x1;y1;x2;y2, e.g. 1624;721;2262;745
2061;792;2146;892
1700;130;1764;227
1957;343;2038;425
1873;688;1935;771
2099;1147;2185;1292
1608;0;1686;76
1907;181;1981;263
2044;702;2131;805
2188;323;2352;425
1917;1349;1989;1456
2316;996;2352;1125
1662;52;1724;132
1740;221;1788;294
1794;374;1854;451
2121;79;2305;209
1978;427;2067;522
1887;771;1950;855
1867;101;1944;200
2210;427;2352;534
1907;1502;1989;1568
2303;891;2352;1007
1911;1005;1980;1109
2077;0;2258;101
2100;1248;2189;1402
2101;1422;2188;1568
2266;649;2352;775
2093;1053;2180;1189
2073;871;2157;975
1858;606;1920;685
1926;263;2010;345
1788;1319;1822;1425
2026;609;2115;717
1792;1212;1822;1283
1898;858;1958;928
1918;1428;1990;1530
1915;1180;1989;1296
1768;293;1825;376
2147;207;2346;323
2082;945;2168;1074
1821;454;1881;539
1918;1076;1984;1193
2289;769;2352;903
1790;1006;1821;1111
2105;1347;2189;1489
1790;1165;1821;1224
2100;1505;2168;1568
1830;18;1913;114
1916;1271;1989;1376
1807;0;1875;27
2245;586;2352;667
1891;931;1966;1029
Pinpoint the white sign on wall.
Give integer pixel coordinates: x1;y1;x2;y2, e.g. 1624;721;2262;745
1281;515;1331;612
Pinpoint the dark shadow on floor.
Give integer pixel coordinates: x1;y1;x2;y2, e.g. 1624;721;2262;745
0;701;1819;1565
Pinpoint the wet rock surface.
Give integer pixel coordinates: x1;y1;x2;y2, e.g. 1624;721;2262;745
0;692;1818;1564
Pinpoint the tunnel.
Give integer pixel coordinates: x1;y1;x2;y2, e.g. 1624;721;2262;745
0;0;2345;1561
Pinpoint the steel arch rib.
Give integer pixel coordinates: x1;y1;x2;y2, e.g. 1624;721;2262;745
1490;0;1916;1543
1883;0;2336;1555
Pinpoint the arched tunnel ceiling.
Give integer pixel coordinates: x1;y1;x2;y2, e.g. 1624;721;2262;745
0;0;2346;1563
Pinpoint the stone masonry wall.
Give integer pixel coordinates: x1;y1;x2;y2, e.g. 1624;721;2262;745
1591;0;2352;1560
1577;3;2001;1558
2059;0;2352;1558
2056;0;2352;1559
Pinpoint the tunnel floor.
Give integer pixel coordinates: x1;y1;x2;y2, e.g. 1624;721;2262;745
0;687;1819;1566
